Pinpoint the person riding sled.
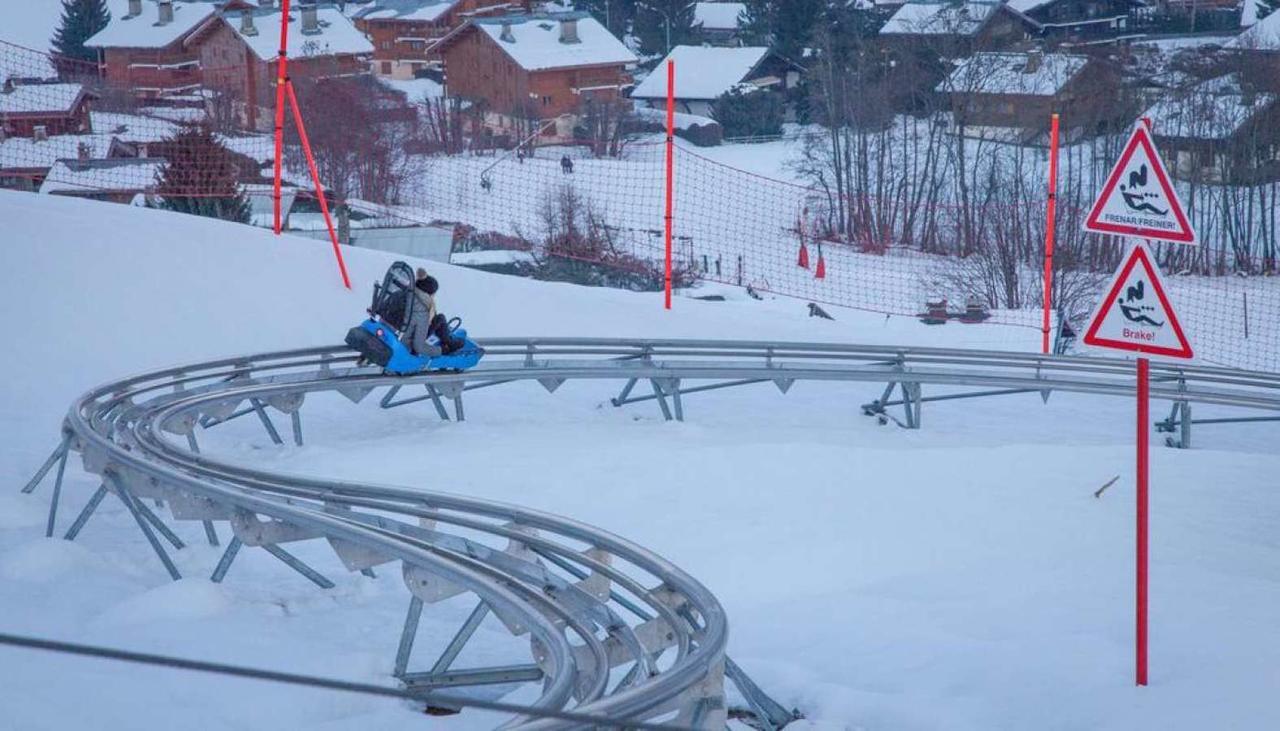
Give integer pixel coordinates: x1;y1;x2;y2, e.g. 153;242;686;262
405;268;463;356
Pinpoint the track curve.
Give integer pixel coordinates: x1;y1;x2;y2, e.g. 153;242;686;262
44;339;1280;728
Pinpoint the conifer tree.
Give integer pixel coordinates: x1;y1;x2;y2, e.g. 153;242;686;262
157;126;252;224
51;0;111;64
634;0;695;57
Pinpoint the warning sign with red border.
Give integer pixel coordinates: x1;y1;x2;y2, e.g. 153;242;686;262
1083;244;1193;359
1083;125;1197;245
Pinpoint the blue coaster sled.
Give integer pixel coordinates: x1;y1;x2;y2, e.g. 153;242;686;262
344;261;484;375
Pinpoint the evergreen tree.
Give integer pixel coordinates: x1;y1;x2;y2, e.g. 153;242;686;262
711;87;784;138
736;0;823;60
156;127;252;224
634;0;695;57
581;0;637;39
51;0;111;64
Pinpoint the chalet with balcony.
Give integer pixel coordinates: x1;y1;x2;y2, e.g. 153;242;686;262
198;1;375;130
352;0;532;79
1142;73;1280;184
0;82;97;139
936;50;1122;143
1008;0;1140;44
84;0;231;101
435;12;636;142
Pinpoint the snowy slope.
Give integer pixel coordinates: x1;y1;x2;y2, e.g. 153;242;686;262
1;191;1279;730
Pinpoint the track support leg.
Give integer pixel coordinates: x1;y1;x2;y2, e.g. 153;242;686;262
394;596;425;677
261;544;335;589
21;435;71;494
427;385;450;421
186;432;200;454
63;484;109;541
251;398;284;445
110;474;181;581
202;520;220;547
610;378;638;407
135;498;186;550
290;411;304;447
210;536;242;582
431;601;490;674
901;382;922;429
650;379;673;422
44;443;70;538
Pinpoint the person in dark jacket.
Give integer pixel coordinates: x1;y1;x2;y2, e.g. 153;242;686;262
404;268;463;355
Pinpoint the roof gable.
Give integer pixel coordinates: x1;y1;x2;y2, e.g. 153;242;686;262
446;13;637;72
219;5;375;61
631;46;772;100
938;51;1089;96
85;1;220;50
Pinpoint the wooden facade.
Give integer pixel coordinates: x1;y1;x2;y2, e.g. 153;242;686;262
355;1;532;79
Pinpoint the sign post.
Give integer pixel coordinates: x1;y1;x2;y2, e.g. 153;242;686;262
1082;122;1195;687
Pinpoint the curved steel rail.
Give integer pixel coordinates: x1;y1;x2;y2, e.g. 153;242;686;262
26;339;1280;729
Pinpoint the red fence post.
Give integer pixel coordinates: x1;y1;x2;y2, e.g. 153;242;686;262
271;0;292;236
286;81;351;290
1042;113;1060;354
1136;355;1150;686
663;59;675;310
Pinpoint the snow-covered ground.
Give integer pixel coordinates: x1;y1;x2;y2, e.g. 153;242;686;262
2;187;1279;728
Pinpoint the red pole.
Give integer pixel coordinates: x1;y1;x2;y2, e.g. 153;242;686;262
1136;354;1150;686
286;81;352;290
663;59;675;310
1041;113;1060;355
271;0;292;236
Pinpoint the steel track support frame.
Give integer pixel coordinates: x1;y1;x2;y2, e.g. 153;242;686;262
108;473;182;581
430;601;490;674
262;544;335;589
21;434;71;495
381;385;451;421
210;536;242;583
43;441;71;538
401;664;544;691
725;656;799;731
394;596;425;677
290;411;304;447
250;398;284;445
64;484;108;541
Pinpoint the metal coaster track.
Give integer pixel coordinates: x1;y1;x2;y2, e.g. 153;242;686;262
21;339;1280;729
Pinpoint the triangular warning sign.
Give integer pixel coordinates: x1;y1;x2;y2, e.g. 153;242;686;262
1083;124;1197;245
1083;244;1193;359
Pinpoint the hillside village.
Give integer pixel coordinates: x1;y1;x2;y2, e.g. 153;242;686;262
1;0;1278;319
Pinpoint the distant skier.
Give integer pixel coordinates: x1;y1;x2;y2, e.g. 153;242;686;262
560;155;574;174
404;268;463;355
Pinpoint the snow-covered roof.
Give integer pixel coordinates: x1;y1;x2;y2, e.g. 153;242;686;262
0;42;59;85
631;46;771;100
352;0;458;22
1142;73;1277;140
91;111;182;143
40;157;166;194
1004;0;1054;13
224;6;375;61
470;14;636;71
879;0;1003;36
937;52;1088;96
0;83;90;115
85;1;219;49
1230;6;1280;50
693;2;747;31
0;134;113;171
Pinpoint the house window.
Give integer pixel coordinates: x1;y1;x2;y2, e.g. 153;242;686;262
542;95;551;106
381;61;392;75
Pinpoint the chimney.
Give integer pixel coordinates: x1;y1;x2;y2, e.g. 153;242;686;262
77;142;92;161
260;0;276;8
1024;50;1043;74
241;9;258;35
301;2;320;34
156;0;174;26
33;125;48;142
559;18;580;44
499;20;515;43
125;0;142;19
